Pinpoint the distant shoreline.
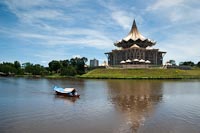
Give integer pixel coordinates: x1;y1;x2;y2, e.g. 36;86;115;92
0;74;76;79
15;75;77;79
1;68;200;79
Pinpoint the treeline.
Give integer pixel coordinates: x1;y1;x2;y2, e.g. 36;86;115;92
167;60;200;67
179;61;200;67
0;57;87;76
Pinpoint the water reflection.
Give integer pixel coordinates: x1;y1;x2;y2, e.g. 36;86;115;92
54;95;79;103
107;80;163;133
1;78;200;133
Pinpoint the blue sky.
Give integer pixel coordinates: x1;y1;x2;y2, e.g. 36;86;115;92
0;0;200;66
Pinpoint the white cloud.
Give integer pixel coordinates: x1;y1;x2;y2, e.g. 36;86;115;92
111;11;132;30
4;2;69;24
3;0;86;26
4;0;84;10
2;27;113;49
147;0;184;11
147;0;200;23
4;0;48;9
72;55;81;58
98;0;140;30
160;28;200;63
21;9;64;20
34;48;71;65
1;0;115;50
1;0;200;65
145;0;200;64
19;33;47;39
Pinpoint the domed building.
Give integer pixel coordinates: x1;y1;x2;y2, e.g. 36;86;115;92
105;20;166;66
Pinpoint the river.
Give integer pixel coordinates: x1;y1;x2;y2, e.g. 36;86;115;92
0;77;200;133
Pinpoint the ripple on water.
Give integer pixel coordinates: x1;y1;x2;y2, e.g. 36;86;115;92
1;79;200;133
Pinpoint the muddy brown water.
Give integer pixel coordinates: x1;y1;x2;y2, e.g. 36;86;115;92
0;77;200;133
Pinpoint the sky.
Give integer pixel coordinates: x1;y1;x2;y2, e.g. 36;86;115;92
0;0;200;66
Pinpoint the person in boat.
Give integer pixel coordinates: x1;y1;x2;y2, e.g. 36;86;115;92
71;89;76;96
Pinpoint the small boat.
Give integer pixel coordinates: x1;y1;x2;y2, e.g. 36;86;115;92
53;86;80;97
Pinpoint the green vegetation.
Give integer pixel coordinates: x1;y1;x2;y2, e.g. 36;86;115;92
179;61;195;67
1;59;200;79
80;68;200;79
0;57;87;77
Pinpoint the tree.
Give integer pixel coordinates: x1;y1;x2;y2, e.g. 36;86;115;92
169;60;176;66
48;60;61;73
31;64;48;75
14;61;21;69
23;63;48;75
81;57;88;64
69;57;88;75
197;61;200;67
180;61;195;66
76;58;86;74
13;61;23;74
0;64;17;74
60;60;70;67
60;66;77;76
24;63;34;74
22;62;32;69
70;58;77;66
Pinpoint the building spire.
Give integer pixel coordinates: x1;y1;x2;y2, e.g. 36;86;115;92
123;19;146;41
130;19;138;34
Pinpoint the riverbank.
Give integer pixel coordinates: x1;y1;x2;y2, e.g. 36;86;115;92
2;68;200;79
80;68;200;79
14;74;77;79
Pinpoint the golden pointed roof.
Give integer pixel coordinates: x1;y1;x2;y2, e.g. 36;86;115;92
114;19;156;48
123;20;146;41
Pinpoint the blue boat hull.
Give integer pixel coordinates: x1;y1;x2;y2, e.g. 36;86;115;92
54;86;80;97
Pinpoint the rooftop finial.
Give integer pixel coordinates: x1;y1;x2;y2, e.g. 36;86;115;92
130;19;138;35
123;19;146;41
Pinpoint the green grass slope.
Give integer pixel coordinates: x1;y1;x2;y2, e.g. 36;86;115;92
80;68;200;79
